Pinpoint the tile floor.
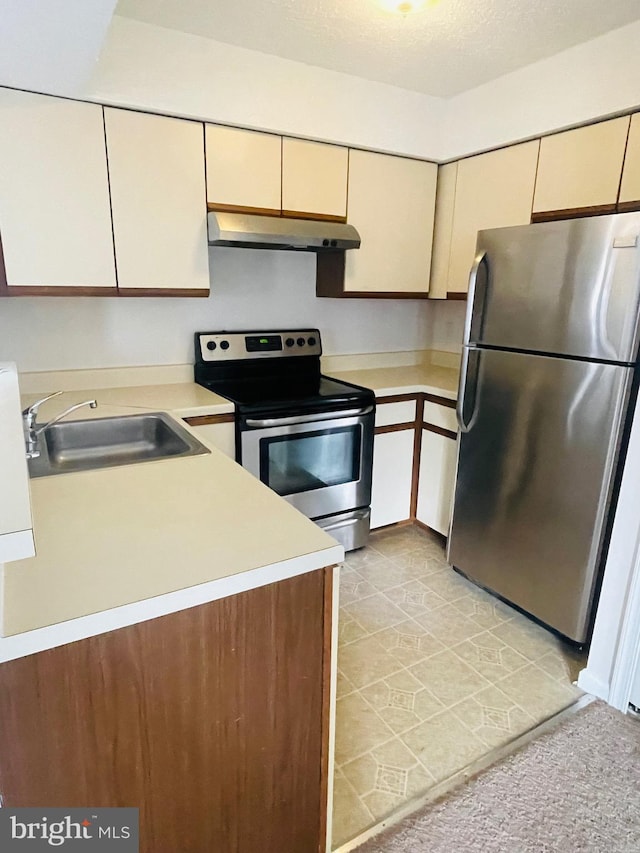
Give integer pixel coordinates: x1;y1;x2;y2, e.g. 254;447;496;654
332;524;585;848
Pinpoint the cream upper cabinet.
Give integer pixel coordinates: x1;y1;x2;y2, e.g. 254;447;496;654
446;141;539;295
344;150;437;294
429;162;458;299
619;114;640;207
205;125;281;212
282;138;348;218
0;89;116;290
533;117;630;215
105;108;209;293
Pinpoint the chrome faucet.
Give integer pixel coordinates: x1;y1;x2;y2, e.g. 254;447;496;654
23;392;98;459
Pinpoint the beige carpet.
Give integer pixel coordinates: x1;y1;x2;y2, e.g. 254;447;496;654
356;701;640;853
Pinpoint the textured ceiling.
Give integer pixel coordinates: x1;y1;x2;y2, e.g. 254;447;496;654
115;0;640;97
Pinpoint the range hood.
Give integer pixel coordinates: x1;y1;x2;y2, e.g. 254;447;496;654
207;210;361;251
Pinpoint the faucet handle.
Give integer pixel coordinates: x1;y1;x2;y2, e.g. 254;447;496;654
22;390;63;425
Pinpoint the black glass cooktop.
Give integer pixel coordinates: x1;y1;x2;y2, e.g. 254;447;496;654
198;374;374;416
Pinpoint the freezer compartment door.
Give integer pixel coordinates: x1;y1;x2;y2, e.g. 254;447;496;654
448;347;632;642
466;213;640;362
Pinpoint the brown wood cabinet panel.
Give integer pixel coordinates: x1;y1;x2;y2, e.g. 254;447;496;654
0;570;332;853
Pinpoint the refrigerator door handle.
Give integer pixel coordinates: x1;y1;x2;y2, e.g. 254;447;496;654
456;347;480;434
456;347;470;432
463;251;487;346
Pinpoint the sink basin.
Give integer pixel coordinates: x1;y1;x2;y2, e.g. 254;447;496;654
28;412;210;478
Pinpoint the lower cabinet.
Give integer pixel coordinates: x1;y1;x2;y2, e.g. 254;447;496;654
184;415;236;458
416;428;458;536
370;394;458;536
0;569;333;853
371;429;415;528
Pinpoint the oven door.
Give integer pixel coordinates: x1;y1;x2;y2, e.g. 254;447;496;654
239;406;374;519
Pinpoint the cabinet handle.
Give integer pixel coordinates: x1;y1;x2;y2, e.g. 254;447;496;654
244;405;374;428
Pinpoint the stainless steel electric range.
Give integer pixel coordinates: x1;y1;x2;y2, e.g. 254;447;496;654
194;329;375;551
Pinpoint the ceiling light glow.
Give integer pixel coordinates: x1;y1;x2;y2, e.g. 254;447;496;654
378;0;436;14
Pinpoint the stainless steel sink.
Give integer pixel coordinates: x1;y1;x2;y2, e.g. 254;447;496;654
28;412;210;478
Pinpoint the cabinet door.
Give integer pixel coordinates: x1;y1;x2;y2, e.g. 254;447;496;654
105;109;209;293
205;124;281;213
189;422;235;458
282;138;348;219
371;429;414;528
533;117;630;216
0;571;331;853
0;89;116;291
429;162;458;299
619;113;640;209
344;151;437;295
417;429;457;536
447;140;539;295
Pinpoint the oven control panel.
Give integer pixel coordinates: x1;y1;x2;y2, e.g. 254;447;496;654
196;330;322;362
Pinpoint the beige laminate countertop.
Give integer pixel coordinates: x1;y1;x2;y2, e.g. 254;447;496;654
1;389;340;653
22;382;234;420
329;362;460;400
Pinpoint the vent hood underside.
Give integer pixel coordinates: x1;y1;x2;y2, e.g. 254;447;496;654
207;210;361;251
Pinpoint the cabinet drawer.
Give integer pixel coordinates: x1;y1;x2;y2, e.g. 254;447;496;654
375;400;416;427
423;401;457;432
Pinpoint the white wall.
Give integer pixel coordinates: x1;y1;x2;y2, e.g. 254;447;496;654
0;248;431;373
0;0;116;96
578;387;640;704
86;16;446;160
425;301;467;353
444;19;640;160
84;16;640;163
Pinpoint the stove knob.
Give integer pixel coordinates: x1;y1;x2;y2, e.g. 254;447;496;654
285;337;295;347
220;340;230;351
296;337;305;347
307;336;317;346
206;341;217;351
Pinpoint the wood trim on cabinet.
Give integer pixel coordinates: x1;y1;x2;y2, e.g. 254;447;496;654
618;200;640;213
1;286;208;298
531;203;617;223
317;289;431;299
0;231;8;294
1;285;120;297
446;291;467;300
377;393;421;406
423;422;457;441
118;288;210;298
318;566;334;853
316;251;346;297
207;201;282;218
281;209;347;224
375;422;415;435
423;392;457;409
409;395;424;519
184;413;235;427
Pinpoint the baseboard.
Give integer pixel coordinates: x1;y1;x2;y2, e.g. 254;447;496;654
576;669;610;701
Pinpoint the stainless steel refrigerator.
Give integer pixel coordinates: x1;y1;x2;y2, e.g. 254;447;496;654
447;212;640;644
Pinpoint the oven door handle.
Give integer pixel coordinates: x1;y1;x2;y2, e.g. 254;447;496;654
244;404;374;429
